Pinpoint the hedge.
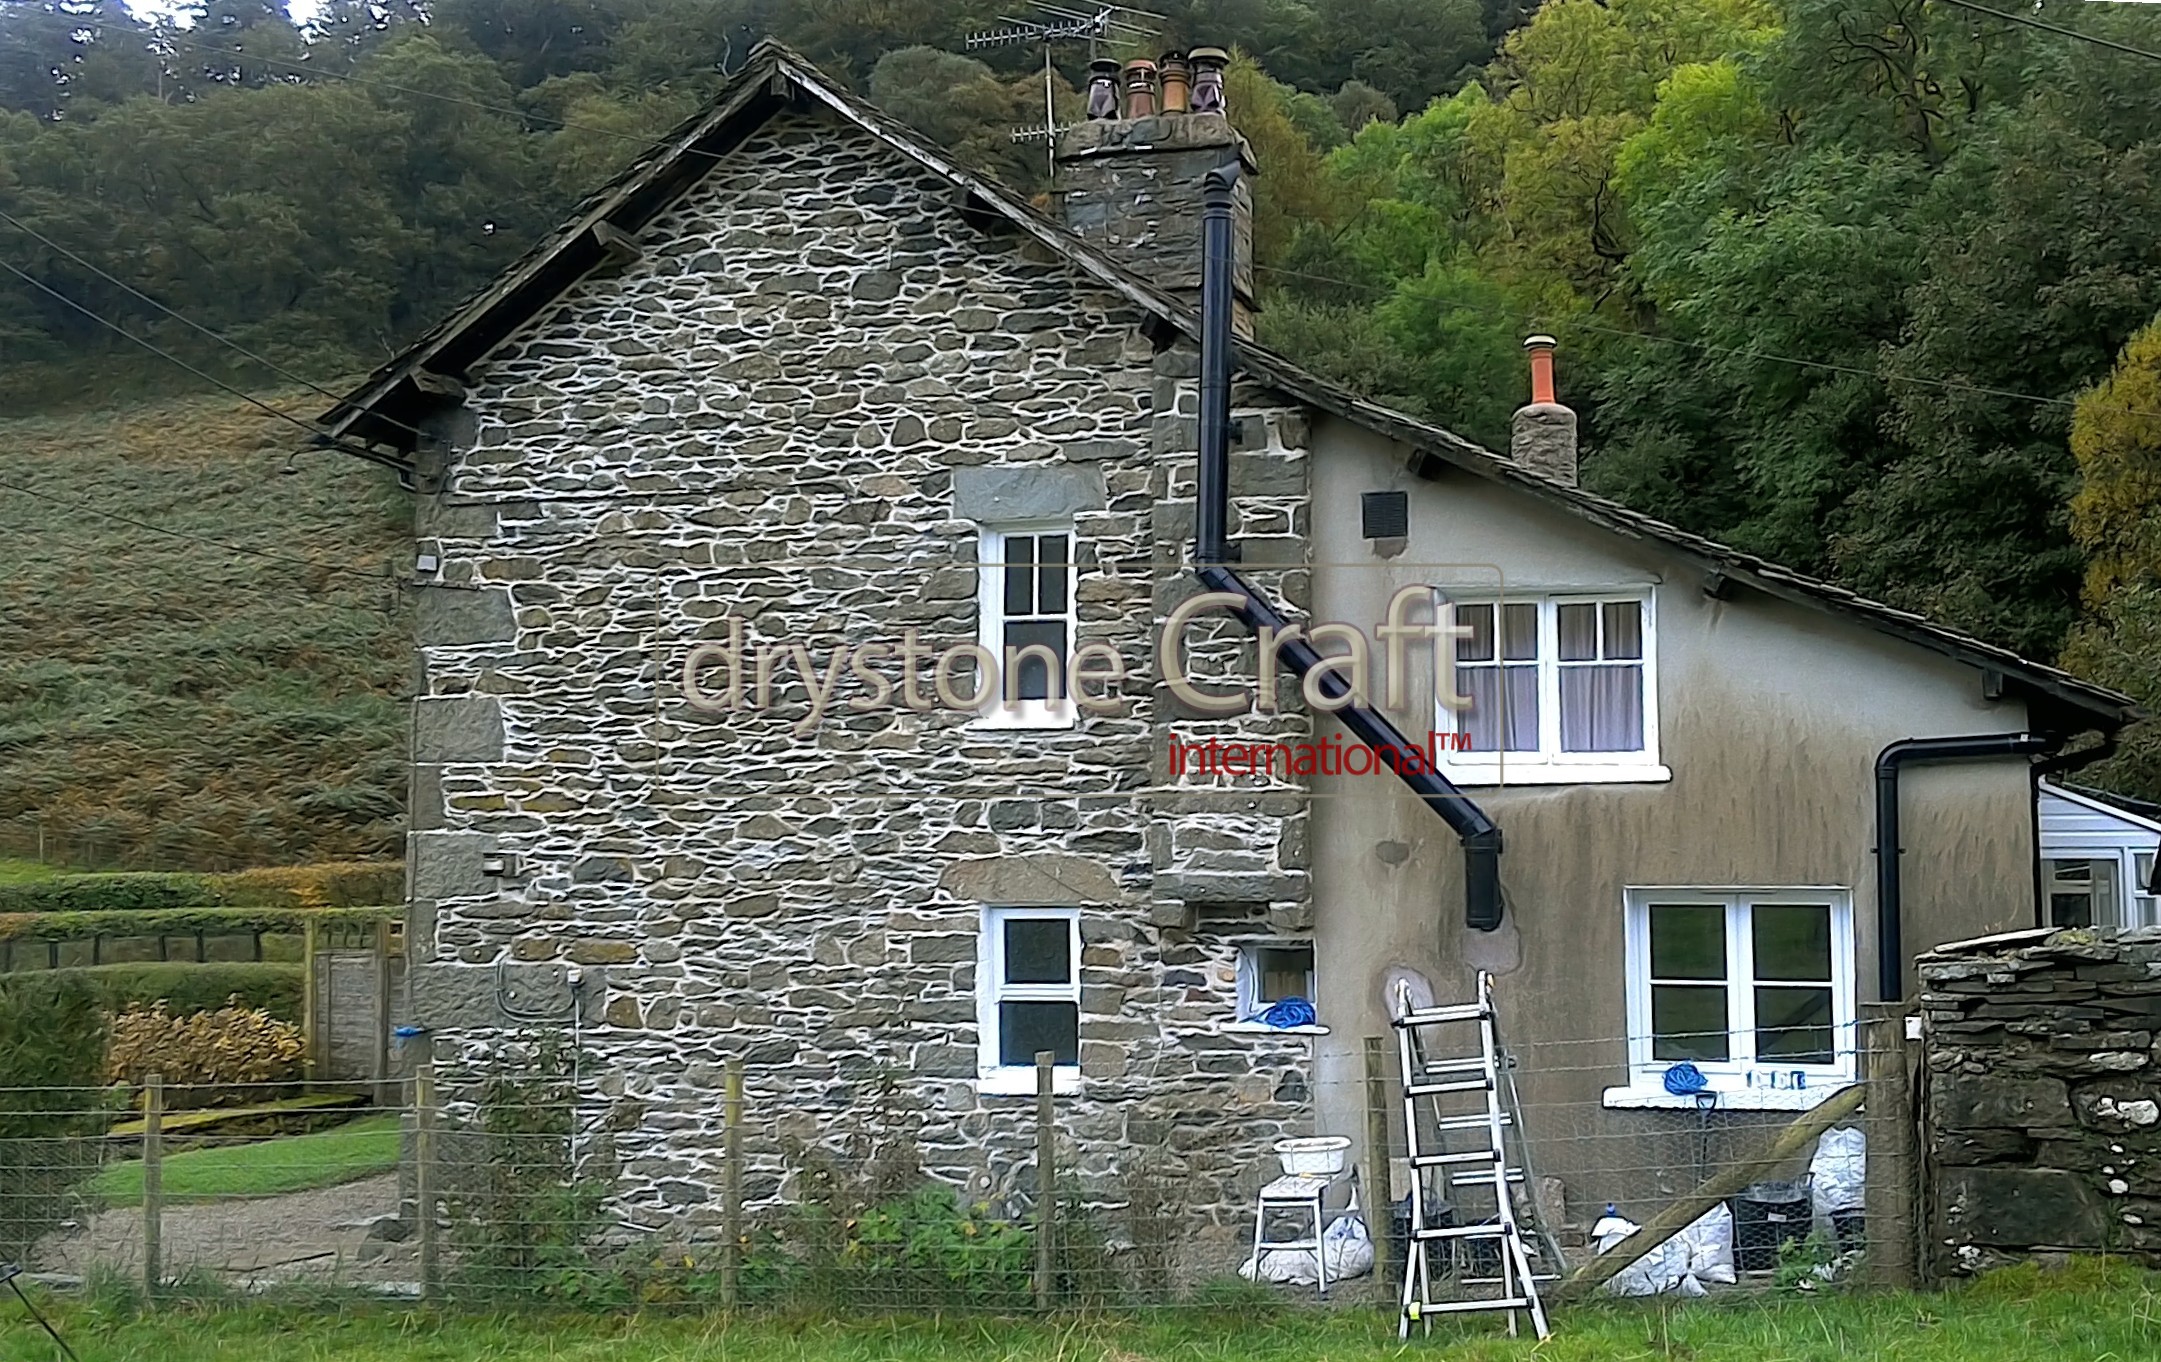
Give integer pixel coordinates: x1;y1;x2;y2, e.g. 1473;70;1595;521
0;860;402;914
0;905;396;945
0;961;303;1021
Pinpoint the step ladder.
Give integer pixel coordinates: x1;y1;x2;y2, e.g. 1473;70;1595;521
1392;972;1556;1341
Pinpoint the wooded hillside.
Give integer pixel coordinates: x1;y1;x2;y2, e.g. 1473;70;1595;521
3;0;2160;851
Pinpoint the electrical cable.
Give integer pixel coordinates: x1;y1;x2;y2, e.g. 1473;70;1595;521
1933;0;2161;65
0;206;438;448
0;255;406;471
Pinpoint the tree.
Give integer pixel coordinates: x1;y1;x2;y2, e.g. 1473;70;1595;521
2062;316;2161;799
869;45;1041;188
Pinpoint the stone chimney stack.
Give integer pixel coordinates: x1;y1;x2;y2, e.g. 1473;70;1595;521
1053;46;1257;335
1511;335;1578;486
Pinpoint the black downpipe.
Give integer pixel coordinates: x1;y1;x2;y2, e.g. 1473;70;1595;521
1190;162;1506;931
1875;732;2056;1002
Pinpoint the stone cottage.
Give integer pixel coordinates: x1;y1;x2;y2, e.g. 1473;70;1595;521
318;41;2140;1260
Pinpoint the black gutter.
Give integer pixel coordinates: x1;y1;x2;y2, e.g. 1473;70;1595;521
1874;732;2056;1001
1191;161;1506;931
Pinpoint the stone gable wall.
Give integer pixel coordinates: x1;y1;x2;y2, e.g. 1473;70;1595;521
1918;928;2161;1272
402;113;1330;1264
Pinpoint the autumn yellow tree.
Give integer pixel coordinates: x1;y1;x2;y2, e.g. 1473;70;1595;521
2062;315;2161;796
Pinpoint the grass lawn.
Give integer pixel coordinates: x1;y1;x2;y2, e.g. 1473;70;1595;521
92;1114;402;1205
4;1259;2157;1362
0;855;62;884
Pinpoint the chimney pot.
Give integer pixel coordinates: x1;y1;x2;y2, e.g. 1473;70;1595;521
1159;51;1192;114
1188;46;1230;115
1123;58;1158;118
1086;59;1120;120
1512;335;1577;486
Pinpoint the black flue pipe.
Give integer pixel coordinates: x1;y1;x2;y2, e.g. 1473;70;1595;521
1189;161;1506;931
1194;161;1236;566
1874;732;2055;1001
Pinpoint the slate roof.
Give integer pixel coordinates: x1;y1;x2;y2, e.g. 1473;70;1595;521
319;41;2141;733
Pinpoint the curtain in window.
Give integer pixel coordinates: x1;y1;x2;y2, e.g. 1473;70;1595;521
1560;665;1643;751
1464;666;1538;752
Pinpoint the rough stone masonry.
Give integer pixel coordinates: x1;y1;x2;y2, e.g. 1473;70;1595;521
1919;927;2161;1272
403;111;1333;1264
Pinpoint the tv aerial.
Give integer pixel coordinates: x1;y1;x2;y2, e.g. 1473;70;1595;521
965;4;1165;174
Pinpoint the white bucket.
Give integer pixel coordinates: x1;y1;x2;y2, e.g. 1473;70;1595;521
1273;1135;1351;1177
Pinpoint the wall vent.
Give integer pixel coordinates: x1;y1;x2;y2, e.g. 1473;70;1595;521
1361;490;1409;539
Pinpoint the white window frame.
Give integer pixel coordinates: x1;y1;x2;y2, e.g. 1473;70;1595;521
1433;590;1668;785
972;523;1078;731
1608;887;1856;1111
976;905;1082;1095
1234;940;1316;1021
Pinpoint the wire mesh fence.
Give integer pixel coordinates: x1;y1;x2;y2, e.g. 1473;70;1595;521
0;1020;1920;1314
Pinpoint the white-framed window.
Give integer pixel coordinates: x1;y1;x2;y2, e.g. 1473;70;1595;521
976;906;1081;1094
2043;851;2160;929
974;524;1077;729
1434;592;1666;784
1612;888;1855;1110
1236;941;1315;1021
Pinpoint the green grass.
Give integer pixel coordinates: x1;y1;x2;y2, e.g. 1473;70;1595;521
3;1259;2158;1361
0;855;62;884
91;1114;401;1205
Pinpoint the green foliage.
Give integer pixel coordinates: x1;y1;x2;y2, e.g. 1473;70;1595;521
0;961;302;1020
811;1184;1035;1311
0;861;398;914
0;905;395;946
92;1114;403;1206
0;975;115;1263
444;1037;614;1303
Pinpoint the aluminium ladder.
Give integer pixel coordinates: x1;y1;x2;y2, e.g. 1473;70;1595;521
1392;972;1555;1340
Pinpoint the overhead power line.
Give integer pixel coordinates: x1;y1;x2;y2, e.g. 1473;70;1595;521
1933;0;2161;65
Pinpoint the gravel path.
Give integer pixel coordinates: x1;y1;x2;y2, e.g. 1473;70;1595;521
34;1172;416;1287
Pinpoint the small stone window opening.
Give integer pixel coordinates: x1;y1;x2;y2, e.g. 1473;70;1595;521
977;906;1081;1092
1237;941;1315;1022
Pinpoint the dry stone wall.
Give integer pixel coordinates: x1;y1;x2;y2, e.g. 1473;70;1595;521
1918;927;2161;1271
404;112;1329;1265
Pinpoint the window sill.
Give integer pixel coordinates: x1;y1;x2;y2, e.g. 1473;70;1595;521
1441;763;1671;787
1602;1083;1852;1112
1222;1021;1331;1036
977;1067;1082;1096
966;707;1078;733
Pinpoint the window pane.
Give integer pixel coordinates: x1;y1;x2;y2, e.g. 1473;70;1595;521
1649;904;1725;980
1002;536;1035;616
1603;601;1643;659
1752;904;1832;983
1501;603;1539;661
1003;917;1070;984
1257;945;1313;1003
1037;534;1069;614
1755;986;1834;1063
999;1001;1078;1066
1463;665;1538;752
1455;604;1495;663
1559;664;1644;752
1651;985;1730;1061
1003;619;1067;700
2046;858;2117;928
2140;853;2156;895
1557;603;1597;661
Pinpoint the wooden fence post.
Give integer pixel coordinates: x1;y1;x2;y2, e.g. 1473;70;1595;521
721;1057;744;1309
301;918;320;1085
1861;1002;1919;1289
142;1072;163;1299
1033;1050;1055;1312
415;1061;438;1300
372;918;394;1108
1363;1036;1394;1287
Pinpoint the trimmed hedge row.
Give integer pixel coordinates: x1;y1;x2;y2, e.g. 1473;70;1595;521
0;905;396;945
0;961;303;1021
0;860;402;914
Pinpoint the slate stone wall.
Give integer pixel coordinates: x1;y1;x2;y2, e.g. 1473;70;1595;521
403;112;1331;1267
1918;928;2161;1271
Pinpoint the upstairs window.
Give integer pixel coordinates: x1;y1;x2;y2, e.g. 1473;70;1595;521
976;525;1075;729
1437;593;1665;783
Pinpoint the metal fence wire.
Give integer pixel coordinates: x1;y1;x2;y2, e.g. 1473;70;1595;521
0;1020;1922;1312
